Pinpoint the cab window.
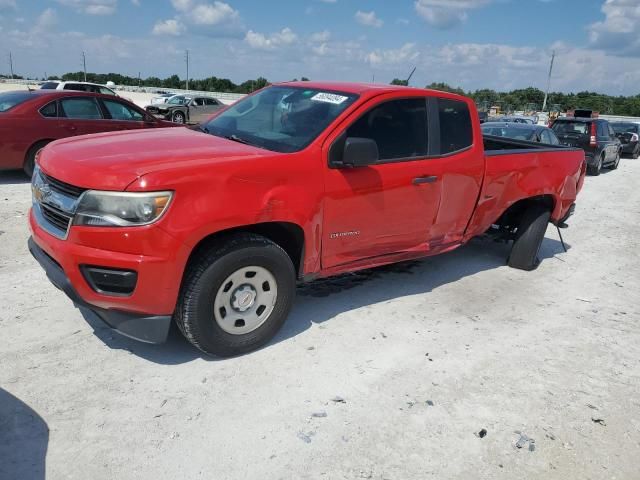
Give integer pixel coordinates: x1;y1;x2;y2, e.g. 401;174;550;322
345;98;428;161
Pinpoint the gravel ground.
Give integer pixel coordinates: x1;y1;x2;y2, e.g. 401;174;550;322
1;159;639;480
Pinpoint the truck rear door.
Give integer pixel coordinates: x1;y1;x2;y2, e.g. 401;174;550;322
321;94;484;269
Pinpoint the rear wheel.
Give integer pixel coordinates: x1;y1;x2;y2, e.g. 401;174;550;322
23;141;50;178
175;234;296;357
633;146;639;159
610;150;621;170
588;153;604;176
172;111;186;124
507;205;551;271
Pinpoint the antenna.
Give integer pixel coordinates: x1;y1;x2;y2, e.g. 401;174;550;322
9;51;14;79
185;50;190;91
406;66;416;85
542;50;555;112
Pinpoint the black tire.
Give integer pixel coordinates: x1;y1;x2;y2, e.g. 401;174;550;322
175;234;296;357
172;111;186;124
633;146;639;159
507;205;551;271
609;150;620;170
23;141;50;178
588;153;603;176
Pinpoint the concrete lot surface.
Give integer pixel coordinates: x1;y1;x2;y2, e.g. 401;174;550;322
1;160;639;480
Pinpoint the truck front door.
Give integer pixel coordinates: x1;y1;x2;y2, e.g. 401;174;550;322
321;95;484;269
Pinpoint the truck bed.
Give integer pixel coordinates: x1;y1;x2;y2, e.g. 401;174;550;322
483;134;573;154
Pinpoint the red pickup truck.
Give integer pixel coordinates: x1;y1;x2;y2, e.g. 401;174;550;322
28;82;586;356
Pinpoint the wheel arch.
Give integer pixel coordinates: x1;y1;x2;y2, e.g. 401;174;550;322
24;139;54;166
184;221;306;279
493;194;555;229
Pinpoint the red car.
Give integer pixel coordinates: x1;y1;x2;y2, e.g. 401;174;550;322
28;82;586;356
0;90;178;176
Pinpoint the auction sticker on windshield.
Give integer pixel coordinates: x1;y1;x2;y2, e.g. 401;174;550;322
311;92;349;105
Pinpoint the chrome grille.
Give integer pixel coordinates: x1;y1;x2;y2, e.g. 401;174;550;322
40;203;72;232
32;167;83;240
40;172;86;198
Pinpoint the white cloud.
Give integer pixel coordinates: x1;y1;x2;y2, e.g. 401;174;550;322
152;18;184;36
245;27;297;50
55;0;117;15
366;43;420;66
189;2;238;25
414;0;492;28
34;8;58;31
355;10;383;28
310;30;331;43
0;0;16;10
131;0;140;5
171;0;193;11
588;0;640;56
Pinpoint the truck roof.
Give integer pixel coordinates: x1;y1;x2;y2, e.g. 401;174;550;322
274;81;464;99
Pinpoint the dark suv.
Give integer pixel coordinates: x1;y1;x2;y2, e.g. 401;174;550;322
611;122;640;159
551;117;621;175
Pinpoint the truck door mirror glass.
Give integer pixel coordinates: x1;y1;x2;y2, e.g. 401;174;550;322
342;137;379;167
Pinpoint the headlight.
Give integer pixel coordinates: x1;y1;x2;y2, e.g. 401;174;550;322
73;191;173;227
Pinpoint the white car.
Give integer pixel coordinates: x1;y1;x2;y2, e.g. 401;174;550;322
40;81;118;96
150;93;177;105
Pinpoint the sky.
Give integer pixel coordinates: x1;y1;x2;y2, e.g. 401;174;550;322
1;0;639;95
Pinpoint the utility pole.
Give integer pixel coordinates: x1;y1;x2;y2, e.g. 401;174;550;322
82;51;87;82
9;51;14;79
138;71;141;88
542;50;555;112
185;50;189;91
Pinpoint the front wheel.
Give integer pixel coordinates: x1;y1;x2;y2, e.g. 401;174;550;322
175;234;296;357
172;111;186;124
632;146;639;159
507;205;551;271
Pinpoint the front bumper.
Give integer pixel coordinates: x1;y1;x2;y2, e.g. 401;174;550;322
28;237;172;343
28;207;189;344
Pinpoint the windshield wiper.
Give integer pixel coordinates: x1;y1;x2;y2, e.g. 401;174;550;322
194;125;209;133
224;134;253;146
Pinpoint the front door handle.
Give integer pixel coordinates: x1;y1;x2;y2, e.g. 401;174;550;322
413;176;438;185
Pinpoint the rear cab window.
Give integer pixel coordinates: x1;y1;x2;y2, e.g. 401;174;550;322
40;82;59;90
437;98;473;154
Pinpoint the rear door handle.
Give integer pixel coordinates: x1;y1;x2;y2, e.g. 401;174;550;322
66;125;77;132
413;176;438;185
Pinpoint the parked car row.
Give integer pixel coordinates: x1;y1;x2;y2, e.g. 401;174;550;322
481;109;637;176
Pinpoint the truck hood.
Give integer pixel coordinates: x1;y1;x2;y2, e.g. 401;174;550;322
38;127;275;190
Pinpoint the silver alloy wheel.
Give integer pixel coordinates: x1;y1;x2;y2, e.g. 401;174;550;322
173;112;185;124
213;266;278;335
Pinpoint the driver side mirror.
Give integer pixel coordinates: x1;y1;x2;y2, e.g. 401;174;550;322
342;137;379;168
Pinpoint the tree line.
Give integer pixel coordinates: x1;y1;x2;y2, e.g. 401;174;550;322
3;71;640;116
420;82;640;117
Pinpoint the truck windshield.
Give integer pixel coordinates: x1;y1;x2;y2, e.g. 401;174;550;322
612;123;638;134
201;86;359;153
